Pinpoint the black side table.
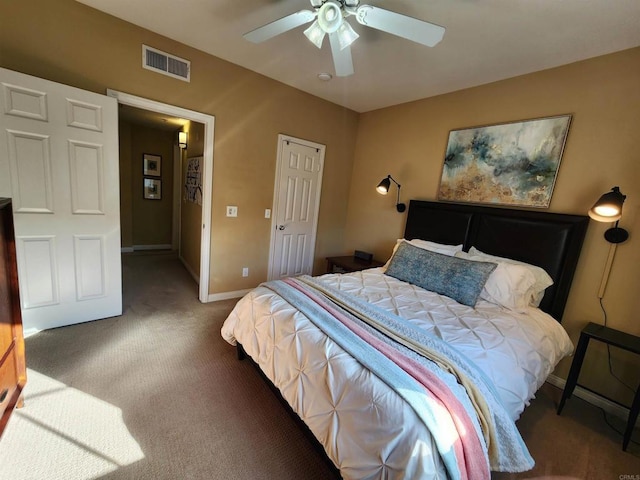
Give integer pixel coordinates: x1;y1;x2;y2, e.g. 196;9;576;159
557;322;640;451
326;256;384;274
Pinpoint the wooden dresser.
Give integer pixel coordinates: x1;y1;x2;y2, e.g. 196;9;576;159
0;198;26;438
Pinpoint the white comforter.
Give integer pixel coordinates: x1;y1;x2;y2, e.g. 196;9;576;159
221;268;573;479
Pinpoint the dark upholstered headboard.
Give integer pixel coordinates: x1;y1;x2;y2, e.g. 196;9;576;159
404;200;589;321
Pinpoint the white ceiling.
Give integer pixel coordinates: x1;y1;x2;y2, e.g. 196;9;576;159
77;0;640;113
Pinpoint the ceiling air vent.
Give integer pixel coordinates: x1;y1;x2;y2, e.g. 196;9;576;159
142;45;190;82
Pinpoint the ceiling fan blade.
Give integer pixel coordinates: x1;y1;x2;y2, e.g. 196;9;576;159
329;33;354;77
355;5;445;47
244;10;316;43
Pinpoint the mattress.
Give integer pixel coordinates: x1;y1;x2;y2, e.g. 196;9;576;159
221;268;573;479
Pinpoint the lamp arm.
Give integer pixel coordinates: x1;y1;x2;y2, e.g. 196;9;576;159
387;175;401;188
390;176;406;212
387;175;402;206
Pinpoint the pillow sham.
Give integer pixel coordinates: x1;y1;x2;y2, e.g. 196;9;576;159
467;247;554;307
385;242;496;307
455;251;538;312
382;239;463;272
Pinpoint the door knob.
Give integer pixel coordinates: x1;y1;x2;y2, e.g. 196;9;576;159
278;225;286;230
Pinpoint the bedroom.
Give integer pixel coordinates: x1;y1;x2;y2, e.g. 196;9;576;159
0;0;639;477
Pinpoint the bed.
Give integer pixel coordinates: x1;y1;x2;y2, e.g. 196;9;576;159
221;200;589;480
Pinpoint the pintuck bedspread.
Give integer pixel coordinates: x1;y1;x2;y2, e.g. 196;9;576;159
221;268;574;480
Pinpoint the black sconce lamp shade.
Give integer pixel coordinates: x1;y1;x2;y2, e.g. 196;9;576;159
376;175;406;212
376;176;391;195
589;186;629;244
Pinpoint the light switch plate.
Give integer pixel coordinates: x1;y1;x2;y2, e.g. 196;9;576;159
226;206;238;217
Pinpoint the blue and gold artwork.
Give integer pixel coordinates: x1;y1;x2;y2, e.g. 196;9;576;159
439;115;571;207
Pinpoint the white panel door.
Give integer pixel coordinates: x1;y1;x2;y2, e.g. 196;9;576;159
0;67;121;334
269;135;325;280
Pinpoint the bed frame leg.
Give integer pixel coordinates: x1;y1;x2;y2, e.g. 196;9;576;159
237;343;247;361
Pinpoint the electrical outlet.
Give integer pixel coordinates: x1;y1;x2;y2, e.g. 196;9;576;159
242;267;249;277
226;206;238;217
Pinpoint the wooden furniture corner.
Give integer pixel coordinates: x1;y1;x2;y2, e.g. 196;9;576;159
0;198;27;438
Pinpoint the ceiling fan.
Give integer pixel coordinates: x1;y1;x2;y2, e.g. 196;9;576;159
243;0;445;77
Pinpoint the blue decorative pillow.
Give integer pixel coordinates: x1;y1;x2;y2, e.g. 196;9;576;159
385;242;497;306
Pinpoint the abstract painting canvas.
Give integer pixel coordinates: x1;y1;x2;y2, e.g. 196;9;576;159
438;115;571;207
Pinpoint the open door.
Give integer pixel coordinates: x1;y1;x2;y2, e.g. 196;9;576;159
0;68;121;335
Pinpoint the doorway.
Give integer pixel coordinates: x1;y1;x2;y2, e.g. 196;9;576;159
107;90;215;303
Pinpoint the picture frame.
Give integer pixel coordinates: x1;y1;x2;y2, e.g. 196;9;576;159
143;178;162;200
438;114;572;208
143;153;162;177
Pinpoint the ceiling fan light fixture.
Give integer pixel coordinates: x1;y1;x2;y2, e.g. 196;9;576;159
317;1;343;34
304;20;326;48
336;20;359;50
243;0;446;79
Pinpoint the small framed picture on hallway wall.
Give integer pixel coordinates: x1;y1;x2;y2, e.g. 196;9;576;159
143;153;162;177
143;178;162;200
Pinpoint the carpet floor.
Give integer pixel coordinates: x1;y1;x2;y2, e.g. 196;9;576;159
0;252;638;479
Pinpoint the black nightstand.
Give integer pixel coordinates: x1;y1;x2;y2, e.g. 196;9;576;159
326;255;384;274
557;322;640;451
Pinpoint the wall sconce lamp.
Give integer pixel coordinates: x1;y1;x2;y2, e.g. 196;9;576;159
376;175;406;213
589;186;630;299
178;131;188;150
588;186;629;244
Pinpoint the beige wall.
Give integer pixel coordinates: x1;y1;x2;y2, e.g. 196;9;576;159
344;47;640;403
0;0;358;294
130;125;174;246
119;121;175;248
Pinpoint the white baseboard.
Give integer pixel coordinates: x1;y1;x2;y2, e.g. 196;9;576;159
23;327;42;338
547;373;638;426
206;289;251;303
133;244;172;251
121;245;173;253
174;254;247;302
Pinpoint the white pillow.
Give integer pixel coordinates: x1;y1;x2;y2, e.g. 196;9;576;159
467;247;553;307
456;251;538;311
382;239;463;272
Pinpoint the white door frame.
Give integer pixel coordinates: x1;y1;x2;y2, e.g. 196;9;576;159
106;89;214;303
268;134;325;280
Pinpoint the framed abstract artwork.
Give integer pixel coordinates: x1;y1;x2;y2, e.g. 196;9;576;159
143;153;162;177
438;115;572;208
